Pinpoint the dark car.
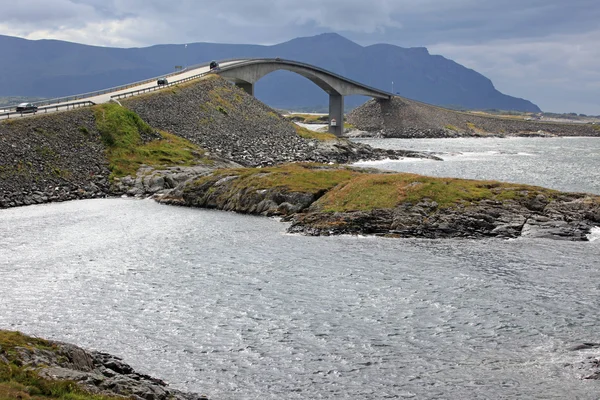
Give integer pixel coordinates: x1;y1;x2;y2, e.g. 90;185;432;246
209;61;220;71
157;77;168;85
16;103;38;113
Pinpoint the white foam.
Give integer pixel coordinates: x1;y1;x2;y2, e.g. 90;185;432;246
586;226;600;242
353;158;428;166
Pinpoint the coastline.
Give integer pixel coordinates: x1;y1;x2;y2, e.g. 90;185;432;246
0;330;208;400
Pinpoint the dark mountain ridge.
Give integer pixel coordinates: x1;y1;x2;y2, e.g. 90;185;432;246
0;33;540;112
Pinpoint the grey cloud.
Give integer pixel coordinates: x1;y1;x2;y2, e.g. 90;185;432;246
3;0;600;47
1;0;599;113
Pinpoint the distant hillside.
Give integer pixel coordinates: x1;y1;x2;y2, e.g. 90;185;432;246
0;33;540;112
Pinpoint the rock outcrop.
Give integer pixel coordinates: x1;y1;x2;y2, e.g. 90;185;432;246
288;195;600;240
155;164;600;241
1;334;208;400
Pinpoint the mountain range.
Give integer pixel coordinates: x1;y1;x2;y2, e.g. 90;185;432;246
0;33;540;112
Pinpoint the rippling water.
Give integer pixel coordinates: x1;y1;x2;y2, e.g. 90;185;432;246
353;136;600;195
1;138;600;399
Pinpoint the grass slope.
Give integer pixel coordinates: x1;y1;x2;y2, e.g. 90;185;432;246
94;103;211;178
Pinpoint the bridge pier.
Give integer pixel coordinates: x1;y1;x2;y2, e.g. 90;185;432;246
235;82;254;96
329;94;344;136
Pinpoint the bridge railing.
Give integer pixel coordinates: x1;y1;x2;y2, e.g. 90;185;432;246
2;57;389;119
111;69;214;100
0;101;96;120
0;66;203;112
1;59;249;112
108;59;250;100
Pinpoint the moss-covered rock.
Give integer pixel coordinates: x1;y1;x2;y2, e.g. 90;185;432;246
0;330;208;400
158;162;600;240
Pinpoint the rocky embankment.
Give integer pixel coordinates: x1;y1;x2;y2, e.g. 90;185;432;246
0;330;208;400
0;109;112;208
288;195;600;240
156;164;600;241
0;76;442;209
347;97;600;138
122;76;436;166
0;76;437;209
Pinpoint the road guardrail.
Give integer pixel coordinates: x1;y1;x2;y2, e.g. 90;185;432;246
1;59;249;114
0;101;95;120
111;70;214;100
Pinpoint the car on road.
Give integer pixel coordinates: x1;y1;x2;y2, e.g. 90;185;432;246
157;77;168;85
16;103;38;113
209;61;220;71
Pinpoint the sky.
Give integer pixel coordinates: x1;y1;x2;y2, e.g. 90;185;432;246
1;0;599;114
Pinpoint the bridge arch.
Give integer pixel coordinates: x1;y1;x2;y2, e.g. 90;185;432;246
217;59;391;136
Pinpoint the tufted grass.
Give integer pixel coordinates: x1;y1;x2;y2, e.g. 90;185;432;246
0;330;118;400
193;163;360;195
284;114;329;124
293;124;337;141
316;173;560;211
94;103;210;178
193;163;565;212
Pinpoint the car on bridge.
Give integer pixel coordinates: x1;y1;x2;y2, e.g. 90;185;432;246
16;103;38;113
157;77;168;85
209;61;220;71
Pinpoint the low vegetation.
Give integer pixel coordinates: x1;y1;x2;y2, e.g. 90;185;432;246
0;330;116;400
192;162;562;212
94;103;210;178
283;113;329;124
192;163;361;196
316;173;560;212
293;124;337;141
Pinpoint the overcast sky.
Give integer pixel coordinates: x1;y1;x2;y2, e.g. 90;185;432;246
1;0;599;114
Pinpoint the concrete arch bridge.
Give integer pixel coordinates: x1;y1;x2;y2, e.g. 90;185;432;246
216;58;392;136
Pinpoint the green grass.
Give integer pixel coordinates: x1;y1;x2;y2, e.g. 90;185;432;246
284;114;329;124
94;103;210;178
294;124;337;141
192;163;566;213
0;330;118;400
192;163;360;195
316;173;560;212
444;124;458;131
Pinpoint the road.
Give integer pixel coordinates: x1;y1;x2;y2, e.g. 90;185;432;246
0;61;241;120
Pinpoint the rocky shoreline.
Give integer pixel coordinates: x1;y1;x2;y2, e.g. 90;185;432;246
151;164;600;241
1;329;597;400
0;330;208;400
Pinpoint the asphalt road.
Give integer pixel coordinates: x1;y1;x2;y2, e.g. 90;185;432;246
0;61;241;120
